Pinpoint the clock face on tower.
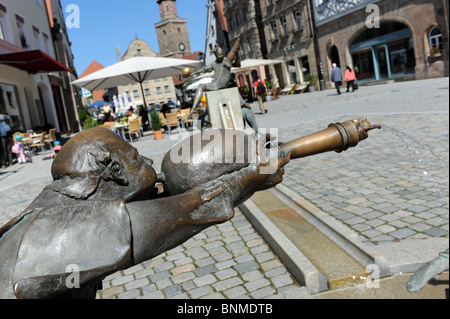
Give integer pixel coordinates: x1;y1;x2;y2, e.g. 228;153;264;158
179;43;185;52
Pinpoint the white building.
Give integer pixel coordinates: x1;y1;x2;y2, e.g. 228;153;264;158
0;0;76;134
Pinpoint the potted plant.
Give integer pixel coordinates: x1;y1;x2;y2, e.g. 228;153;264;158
150;109;164;140
430;46;440;56
241;85;249;100
305;74;318;92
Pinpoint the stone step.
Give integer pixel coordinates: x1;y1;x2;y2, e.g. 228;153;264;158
240;187;379;293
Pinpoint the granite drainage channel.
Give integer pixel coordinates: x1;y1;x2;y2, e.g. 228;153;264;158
239;184;389;294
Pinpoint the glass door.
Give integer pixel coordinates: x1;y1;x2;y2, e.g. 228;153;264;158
352;49;375;81
376;45;389;79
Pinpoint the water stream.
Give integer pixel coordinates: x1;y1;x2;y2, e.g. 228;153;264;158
381;125;449;217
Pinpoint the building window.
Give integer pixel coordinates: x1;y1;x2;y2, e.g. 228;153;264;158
33;26;40;50
16;15;28;49
145;88;150;96
248;37;253;53
133;90;139;98
281;17;288;36
0;12;6;41
429;27;443;54
42;33;49;53
164;85;170;93
243;8;248;22
295;12;302;31
271;21;278;40
156;87;162;94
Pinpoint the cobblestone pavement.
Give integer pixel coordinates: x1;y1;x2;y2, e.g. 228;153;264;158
0;77;448;299
281;112;449;245
98;209;304;299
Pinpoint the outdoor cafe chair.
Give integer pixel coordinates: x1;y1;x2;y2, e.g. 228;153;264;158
137;116;144;138
125;120;141;143
180;109;193;129
164;113;182;135
30;132;46;153
44;128;56;151
281;83;296;95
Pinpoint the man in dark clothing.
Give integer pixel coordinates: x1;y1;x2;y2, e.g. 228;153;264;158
331;63;343;95
0;118;12;168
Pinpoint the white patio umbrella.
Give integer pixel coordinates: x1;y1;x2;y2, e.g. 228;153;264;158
113;95;119;110
72;56;201;106
123;92;129;110
231;58;283;72
186;77;213;91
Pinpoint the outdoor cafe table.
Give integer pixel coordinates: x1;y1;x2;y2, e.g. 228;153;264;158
114;123;129;140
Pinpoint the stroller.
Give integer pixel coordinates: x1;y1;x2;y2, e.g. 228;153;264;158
12;134;32;164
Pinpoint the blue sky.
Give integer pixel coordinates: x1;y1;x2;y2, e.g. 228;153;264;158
60;0;208;75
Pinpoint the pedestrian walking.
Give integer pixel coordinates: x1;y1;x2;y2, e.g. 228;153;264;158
331;63;343;95
0;118;12;168
345;66;357;92
254;76;268;114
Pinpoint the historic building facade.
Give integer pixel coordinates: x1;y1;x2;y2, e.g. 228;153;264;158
155;0;192;58
261;0;321;89
0;0;79;135
223;0;321;91
314;0;449;88
205;0;230;66
107;0;195;108
49;0;82;133
115;37;177;106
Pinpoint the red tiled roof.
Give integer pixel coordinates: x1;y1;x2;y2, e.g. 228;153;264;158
79;60;105;78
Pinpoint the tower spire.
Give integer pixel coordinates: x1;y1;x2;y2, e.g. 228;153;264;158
157;0;178;20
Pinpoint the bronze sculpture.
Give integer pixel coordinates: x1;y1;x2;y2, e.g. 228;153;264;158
407;248;449;293
190;37;241;115
0;118;380;299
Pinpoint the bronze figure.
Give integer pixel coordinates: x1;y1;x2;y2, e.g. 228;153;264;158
0;117;380;299
190;36;241;115
407;248;449;293
0;127;288;299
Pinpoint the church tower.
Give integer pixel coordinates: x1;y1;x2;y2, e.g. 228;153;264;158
155;0;192;58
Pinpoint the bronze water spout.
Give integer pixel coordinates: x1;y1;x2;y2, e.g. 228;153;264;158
279;117;382;159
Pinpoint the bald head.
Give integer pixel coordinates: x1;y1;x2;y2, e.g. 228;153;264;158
50;128;156;201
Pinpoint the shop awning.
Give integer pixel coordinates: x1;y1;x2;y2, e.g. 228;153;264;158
0;50;74;74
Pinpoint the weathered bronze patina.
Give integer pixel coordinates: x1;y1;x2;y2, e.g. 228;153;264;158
190;36;241;114
407;248;449;293
160;118;380;195
0;118;379;299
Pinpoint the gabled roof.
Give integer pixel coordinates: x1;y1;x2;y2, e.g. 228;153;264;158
79;60;105;79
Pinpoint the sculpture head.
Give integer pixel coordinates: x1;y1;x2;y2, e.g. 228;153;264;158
213;44;224;62
51;128;156;202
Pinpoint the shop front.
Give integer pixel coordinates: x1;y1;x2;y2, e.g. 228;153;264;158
0;82;24;132
349;21;415;82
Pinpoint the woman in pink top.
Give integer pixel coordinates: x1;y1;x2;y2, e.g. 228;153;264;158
345;66;357;92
